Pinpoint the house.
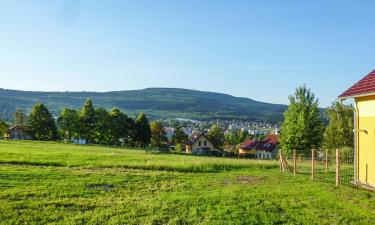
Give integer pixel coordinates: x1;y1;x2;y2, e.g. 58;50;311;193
185;134;221;155
6;125;31;140
238;139;257;158
255;134;279;160
339;69;375;188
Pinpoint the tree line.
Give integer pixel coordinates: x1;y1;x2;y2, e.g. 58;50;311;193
0;99;188;148
0;87;355;154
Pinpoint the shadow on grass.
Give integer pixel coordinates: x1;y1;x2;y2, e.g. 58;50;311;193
0;160;279;174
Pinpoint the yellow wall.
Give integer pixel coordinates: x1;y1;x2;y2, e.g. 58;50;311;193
239;149;256;155
191;136;215;151
356;96;375;186
185;136;215;154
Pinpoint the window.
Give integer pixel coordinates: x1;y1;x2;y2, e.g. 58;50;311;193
204;141;207;146
198;141;202;146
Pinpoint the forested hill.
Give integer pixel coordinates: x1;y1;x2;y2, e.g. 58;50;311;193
0;88;287;122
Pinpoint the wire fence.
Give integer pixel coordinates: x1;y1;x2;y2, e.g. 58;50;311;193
280;149;356;188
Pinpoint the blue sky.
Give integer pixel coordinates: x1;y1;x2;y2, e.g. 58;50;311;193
0;0;374;107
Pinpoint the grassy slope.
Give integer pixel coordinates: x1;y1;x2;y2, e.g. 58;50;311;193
0;141;375;225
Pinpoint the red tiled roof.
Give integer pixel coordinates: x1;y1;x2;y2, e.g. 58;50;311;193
255;134;279;152
339;70;375;99
240;139;257;150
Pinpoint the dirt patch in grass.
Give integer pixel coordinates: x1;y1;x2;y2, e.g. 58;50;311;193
236;176;260;184
224;176;260;186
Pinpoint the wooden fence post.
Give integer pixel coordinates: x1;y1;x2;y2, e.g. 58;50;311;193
336;149;340;186
325;149;328;173
311;149;315;180
293;150;297;176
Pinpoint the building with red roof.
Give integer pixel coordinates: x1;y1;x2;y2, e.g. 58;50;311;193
339;70;375;99
339;69;375;188
238;134;279;160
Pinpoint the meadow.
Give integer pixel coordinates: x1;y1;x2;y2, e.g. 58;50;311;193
1;141;375;225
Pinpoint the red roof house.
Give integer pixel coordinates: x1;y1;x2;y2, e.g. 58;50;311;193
339;70;375;99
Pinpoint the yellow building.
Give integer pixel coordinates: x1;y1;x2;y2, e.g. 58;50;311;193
339;70;375;187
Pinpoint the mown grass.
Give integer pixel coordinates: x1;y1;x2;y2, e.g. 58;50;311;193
1;141;375;225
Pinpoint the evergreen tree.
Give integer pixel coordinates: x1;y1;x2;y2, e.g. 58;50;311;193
323;102;354;149
150;121;168;148
134;113;151;147
0;120;9;138
57;108;79;141
280;86;324;153
171;126;188;145
208;124;225;149
28;103;58;140
79;99;96;143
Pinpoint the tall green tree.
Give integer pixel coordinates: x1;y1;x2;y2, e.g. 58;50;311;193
94;108;111;145
57;108;79;141
108;108;126;145
28;103;58;140
208;124;225;149
134;112;151;147
0;120;9;138
280;86;324;153
108;108;137;146
323;102;354;149
171;126;188;145
13;108;27;126
79;99;96;143
150;121;168;148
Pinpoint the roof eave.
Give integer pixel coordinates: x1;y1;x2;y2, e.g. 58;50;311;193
339;91;375;101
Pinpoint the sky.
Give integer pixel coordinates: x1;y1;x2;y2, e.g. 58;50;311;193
0;0;375;107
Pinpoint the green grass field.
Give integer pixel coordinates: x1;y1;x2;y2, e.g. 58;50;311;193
1;141;375;225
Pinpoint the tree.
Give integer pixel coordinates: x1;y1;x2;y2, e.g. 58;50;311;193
79;99;96;144
0;120;9;138
207;124;225;149
323;102;354;149
108;108;126;145
225;130;249;146
28;103;58;140
13;108;27;126
150;121;168;148
94;108;111;145
171;126;188;145
108;108;137;146
57;108;79;141
280;86;324;153
134;113;151;147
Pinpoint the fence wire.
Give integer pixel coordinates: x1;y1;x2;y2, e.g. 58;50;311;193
281;149;356;188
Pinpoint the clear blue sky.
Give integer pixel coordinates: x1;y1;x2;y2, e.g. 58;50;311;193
0;0;374;107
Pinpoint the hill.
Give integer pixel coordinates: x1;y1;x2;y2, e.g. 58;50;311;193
0;88;287;122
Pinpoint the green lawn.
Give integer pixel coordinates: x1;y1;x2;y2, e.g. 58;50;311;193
1;141;375;225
